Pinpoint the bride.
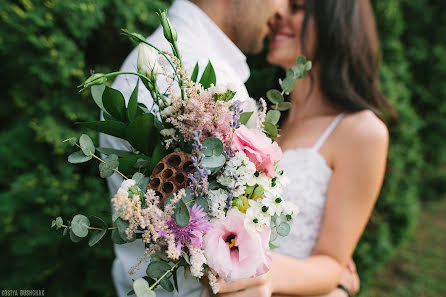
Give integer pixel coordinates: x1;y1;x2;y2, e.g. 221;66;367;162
215;0;397;296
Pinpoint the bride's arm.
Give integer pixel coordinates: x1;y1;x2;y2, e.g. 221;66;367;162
217;112;389;296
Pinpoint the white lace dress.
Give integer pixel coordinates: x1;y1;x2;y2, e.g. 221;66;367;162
276;113;344;258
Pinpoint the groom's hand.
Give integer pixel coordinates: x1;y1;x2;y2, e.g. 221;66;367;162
339;259;360;294
216;271;273;297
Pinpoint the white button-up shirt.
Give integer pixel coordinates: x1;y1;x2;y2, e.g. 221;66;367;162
99;1;253;296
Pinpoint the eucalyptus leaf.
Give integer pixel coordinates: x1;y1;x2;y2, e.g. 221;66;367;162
269;242;280;250
71;214;90;238
63;137;77;146
133;172;149;193
272;102;292;111
194;196;209;213
99;154;119;178
208;180;223;190
68;151;92;164
238;112;253;125
128;81;139;123
191;62;199;82
79;134;95;156
263;122;278;138
199;60;216;89
116;217;136;242
63;227;69;236
266;89;284;104
88;216;107;247
202;154;226;170
202;137;224;157
265;110;281;125
270;228;278;242
160;278;174;292
133;278;155;297
70;229;83;243
55;217;63;230
174;199;190;227
51;220;55;228
111;227;126;244
277;221;291;236
146;260;172;279
79;120;127;139
103;86;127;122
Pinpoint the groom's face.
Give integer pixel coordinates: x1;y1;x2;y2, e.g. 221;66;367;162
231;0;286;54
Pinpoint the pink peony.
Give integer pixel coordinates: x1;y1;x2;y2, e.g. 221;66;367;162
232;125;282;177
203;209;272;282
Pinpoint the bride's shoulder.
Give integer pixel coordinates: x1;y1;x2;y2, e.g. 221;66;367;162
335;109;389;154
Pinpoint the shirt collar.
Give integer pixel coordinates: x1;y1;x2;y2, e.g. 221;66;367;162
168;0;251;83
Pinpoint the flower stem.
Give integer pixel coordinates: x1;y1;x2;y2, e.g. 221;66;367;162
61;224;117;231
148;261;180;291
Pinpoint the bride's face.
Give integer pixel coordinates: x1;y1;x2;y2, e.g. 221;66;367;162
267;0;317;69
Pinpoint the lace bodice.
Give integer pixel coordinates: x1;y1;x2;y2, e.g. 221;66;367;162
276;113;344;259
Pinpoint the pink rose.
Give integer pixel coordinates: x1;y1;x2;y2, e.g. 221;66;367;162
232;125;282;177
203;209;272;282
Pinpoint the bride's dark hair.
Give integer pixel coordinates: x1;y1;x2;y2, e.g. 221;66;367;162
302;0;398;124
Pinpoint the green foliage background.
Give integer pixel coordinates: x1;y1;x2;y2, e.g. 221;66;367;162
0;0;442;296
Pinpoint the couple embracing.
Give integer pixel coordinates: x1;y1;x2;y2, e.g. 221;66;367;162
101;0;395;296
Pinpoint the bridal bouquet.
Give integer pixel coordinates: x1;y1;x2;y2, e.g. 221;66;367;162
51;11;311;297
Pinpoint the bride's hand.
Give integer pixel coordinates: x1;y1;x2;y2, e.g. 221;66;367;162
340;259;360;294
216;270;273;297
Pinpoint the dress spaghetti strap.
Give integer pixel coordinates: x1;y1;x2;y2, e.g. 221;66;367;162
312;113;345;152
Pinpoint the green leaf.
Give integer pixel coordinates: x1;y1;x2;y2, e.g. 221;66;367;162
103;87;127;122
55;217;63;230
119;155;150;177
133;278;155;297
128;81;139;123
126;113;156;155
160;278;174;292
279;73;297;95
63;137;77;146
146;260;172;279
202;137;224;157
99;154;119;178
91;84;106;111
238;112;253;125
202;154;226;170
70;229;83;243
191;62;199;82
270;228;278;242
63;227;69;236
79;134;95;156
263;122;278;138
265;110;281;125
111;227;126;244
149;142;167;172
277;221;291;236
199;60;216;89
174;199;190;227
116;217;136;242
266;89;284;104
88;216;107;247
173;269;179;292
272;102;292;111
195;196;209;213
68;151;92;164
96;147;133;157
132;172;149;192
269;242;280;250
71;214;90;238
79;121;127;139
51;220;55;228
208;180;222;190
214;89;236;102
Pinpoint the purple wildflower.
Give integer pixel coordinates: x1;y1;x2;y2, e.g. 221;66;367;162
230;100;243;130
167;204;211;249
188;130;211;197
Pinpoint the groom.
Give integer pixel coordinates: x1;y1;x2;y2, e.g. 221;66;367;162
100;0;359;296
101;1;285;296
